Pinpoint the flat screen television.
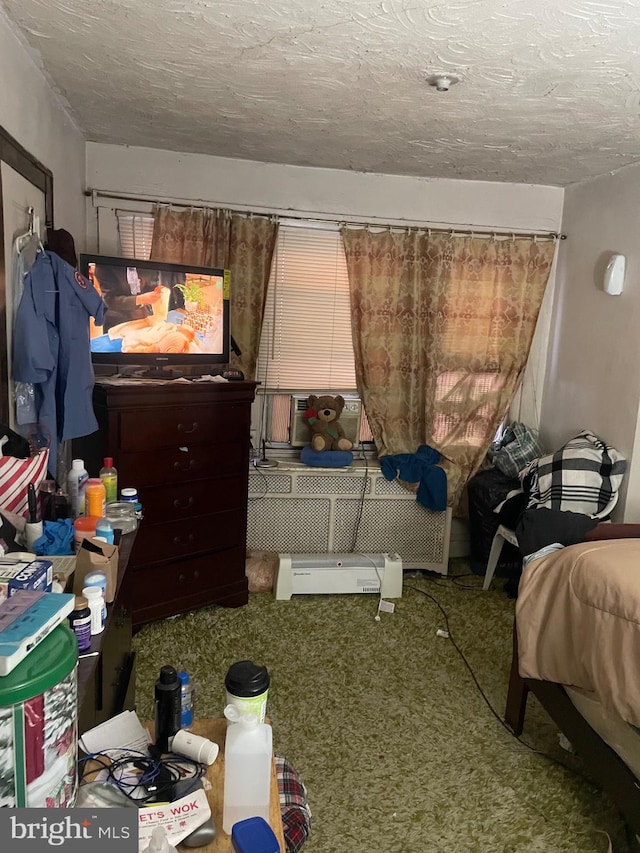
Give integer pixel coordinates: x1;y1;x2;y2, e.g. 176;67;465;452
79;254;230;377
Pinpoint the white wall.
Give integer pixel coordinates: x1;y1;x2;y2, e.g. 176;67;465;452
0;8;85;242
86;142;563;234
540;162;640;520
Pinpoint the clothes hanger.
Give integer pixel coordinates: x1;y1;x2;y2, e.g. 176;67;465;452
14;207;44;255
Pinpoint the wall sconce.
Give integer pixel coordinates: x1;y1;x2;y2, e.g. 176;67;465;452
603;254;626;295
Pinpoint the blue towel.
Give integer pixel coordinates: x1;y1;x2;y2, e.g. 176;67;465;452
380;445;448;511
32;518;75;556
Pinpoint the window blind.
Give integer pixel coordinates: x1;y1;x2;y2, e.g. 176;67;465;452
116;211;155;260
257;225;357;390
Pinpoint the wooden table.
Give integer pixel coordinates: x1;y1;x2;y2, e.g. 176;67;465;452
151;718;286;853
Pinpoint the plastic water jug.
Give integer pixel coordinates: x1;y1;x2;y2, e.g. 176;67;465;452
222;704;272;834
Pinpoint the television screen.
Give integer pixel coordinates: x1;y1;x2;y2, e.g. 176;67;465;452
79;254;230;369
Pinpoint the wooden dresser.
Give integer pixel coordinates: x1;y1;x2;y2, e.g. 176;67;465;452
74;380;257;630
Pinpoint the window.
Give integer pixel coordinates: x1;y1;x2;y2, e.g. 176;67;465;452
433;370;504;447
116;212;154;259
257;224;356;389
257;224;372;445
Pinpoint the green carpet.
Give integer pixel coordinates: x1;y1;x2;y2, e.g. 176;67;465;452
133;567;632;853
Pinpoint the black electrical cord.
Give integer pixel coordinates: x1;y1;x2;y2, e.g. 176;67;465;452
404;582;597;785
247;461;270;501
78;749;205;805
348;442;369;554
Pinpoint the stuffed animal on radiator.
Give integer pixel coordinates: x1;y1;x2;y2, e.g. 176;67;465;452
303;395;354;452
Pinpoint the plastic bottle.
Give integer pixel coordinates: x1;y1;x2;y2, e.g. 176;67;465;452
83;569;108;623
141;826;178;853
85;478;106;518
99;457;118;504
155;665;182;753
82;586;104;635
222;704;272;834
68;595;92;652
95;516;115;545
178;670;193;729
67;459;89;518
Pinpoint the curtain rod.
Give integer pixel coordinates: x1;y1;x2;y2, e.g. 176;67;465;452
85;188;566;241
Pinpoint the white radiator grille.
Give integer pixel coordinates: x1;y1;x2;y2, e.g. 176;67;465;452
247;464;451;574
248;473;293;494
333;499;446;563
247;497;331;552
297;474;372;495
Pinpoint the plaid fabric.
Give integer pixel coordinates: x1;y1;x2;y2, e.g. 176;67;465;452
522;430;626;515
492;421;542;479
275;754;311;853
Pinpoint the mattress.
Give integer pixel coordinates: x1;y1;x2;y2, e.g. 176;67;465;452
564;686;640;781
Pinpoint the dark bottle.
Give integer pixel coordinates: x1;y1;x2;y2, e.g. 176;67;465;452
154;665;182;752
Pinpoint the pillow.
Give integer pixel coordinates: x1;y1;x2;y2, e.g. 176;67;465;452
521;430;626;516
300;446;353;468
0;448;50;518
492;421;543;479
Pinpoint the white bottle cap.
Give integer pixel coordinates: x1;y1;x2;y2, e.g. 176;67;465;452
72;459;85;470
82;586;102;599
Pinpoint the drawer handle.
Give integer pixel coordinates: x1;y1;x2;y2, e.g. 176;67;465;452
173;496;195;509
194;570;200;579
173;534;195;547
178;422;199;434
178;573;186;583
173;460;196;472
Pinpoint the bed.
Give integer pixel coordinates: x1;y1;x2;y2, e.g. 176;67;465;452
504;524;640;836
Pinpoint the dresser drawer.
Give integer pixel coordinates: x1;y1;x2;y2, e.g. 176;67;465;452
131;508;245;565
140;477;245;524
118;403;249;451
127;546;247;614
119;441;246;488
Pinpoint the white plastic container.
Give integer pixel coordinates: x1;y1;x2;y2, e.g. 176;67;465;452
67;459;89;518
82;586;104;635
222;704;272;834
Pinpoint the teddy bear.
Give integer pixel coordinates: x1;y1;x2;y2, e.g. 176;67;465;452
303;394;354;452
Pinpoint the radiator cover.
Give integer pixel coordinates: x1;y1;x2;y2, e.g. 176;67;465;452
247;462;451;575
275;552;403;600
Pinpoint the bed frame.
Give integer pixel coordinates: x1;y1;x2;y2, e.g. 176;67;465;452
505;623;640;836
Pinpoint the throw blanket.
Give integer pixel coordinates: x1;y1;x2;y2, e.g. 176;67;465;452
379;445;447;511
517;538;640;728
520;430;626;516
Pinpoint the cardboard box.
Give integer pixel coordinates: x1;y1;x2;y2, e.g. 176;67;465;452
73;539;119;602
0;559;53;604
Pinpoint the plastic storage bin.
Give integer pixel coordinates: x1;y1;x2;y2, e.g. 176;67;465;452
0;624;78;807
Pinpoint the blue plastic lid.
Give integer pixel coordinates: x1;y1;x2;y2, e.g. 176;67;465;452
231;817;279;853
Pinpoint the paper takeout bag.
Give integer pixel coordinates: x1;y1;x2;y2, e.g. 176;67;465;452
73;538;119;602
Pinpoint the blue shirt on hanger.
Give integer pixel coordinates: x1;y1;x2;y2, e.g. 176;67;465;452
12;250;106;476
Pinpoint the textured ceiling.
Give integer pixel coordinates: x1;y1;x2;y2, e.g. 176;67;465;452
4;0;640;186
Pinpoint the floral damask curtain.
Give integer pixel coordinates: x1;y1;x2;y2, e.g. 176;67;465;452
150;206;278;379
341;228;555;502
